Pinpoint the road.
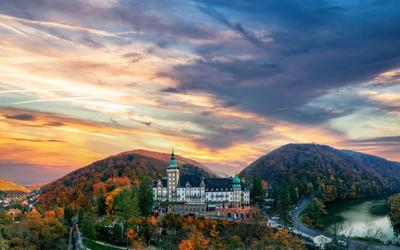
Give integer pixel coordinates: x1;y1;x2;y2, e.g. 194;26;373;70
292;198;400;250
68;224;86;250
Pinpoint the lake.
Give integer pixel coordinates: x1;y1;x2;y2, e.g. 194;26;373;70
323;197;395;241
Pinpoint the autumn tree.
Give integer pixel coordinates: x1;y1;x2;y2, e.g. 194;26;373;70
179;231;209;250
2;214;68;250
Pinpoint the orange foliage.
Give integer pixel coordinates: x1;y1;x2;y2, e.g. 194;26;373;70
108;177;131;188
105;187;122;214
147;216;158;226
178;239;194;250
44;210;56;219
93;182;107;196
262;179;268;189
186;215;194;224
26;210;41;220
54;207;64;220
127;228;138;241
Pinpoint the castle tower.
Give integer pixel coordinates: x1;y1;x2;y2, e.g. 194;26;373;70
232;174;242;208
167;148;179;201
200;177;205;203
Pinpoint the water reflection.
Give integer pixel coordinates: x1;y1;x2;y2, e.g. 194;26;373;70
323;198;394;241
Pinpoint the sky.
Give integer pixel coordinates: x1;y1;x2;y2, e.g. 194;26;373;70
0;0;400;185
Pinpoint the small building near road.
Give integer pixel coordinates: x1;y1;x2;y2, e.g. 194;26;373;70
313;235;332;249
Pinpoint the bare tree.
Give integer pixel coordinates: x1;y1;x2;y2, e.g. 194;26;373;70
327;221;354;249
342;224;355;250
363;221;384;249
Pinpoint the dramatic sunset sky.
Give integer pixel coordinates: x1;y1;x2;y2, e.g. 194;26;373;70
1;0;400;184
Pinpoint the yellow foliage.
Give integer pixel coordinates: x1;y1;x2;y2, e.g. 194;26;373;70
54;207;64;220
104;187;122;214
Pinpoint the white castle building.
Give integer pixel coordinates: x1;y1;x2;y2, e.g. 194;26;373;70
152;150;250;208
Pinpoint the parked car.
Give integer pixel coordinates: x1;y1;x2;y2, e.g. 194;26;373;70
337;240;347;247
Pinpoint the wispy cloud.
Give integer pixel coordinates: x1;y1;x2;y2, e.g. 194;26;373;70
0;0;400;179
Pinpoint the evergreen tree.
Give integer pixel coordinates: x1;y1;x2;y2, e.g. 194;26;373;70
291;186;299;204
97;194;106;216
250;175;264;205
63;205;73;226
138;176;154;217
114;186;139;249
277;182;291;225
81;212;97;239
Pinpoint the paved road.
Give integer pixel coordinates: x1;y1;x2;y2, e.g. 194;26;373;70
70;224;86;250
292;198;400;250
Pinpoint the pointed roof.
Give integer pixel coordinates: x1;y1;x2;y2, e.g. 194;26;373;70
167;148;178;169
233;174;241;187
171;148;175;160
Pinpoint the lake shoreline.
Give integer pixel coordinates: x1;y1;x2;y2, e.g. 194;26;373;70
320;196;396;241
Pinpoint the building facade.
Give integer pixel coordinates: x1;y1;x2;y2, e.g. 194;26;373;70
153;150;250;208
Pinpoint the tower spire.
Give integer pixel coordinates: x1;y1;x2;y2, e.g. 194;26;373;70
167;147;177;169
171;147;175;161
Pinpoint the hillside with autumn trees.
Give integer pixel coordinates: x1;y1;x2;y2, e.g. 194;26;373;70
240;143;400;227
38;149;216;212
241;143;400;202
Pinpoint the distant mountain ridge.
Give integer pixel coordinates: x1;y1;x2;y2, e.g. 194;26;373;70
0;178;30;193
39;149;217;210
240;143;400;203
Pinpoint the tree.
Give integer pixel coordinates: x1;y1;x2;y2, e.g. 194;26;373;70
388;194;400;232
114;186;140;249
277;182;291;225
227;235;243;249
363;221;384;248
179;231;209;250
81;212;97;239
179;239;194;250
291;186;299;204
63;205;73;226
250;175;264;205
138;176;154;217
97;194;106;216
327;220;354;248
301;197;324;228
2;215;68;250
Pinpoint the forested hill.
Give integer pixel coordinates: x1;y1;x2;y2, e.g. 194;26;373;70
240;143;400;203
39;149;216;211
